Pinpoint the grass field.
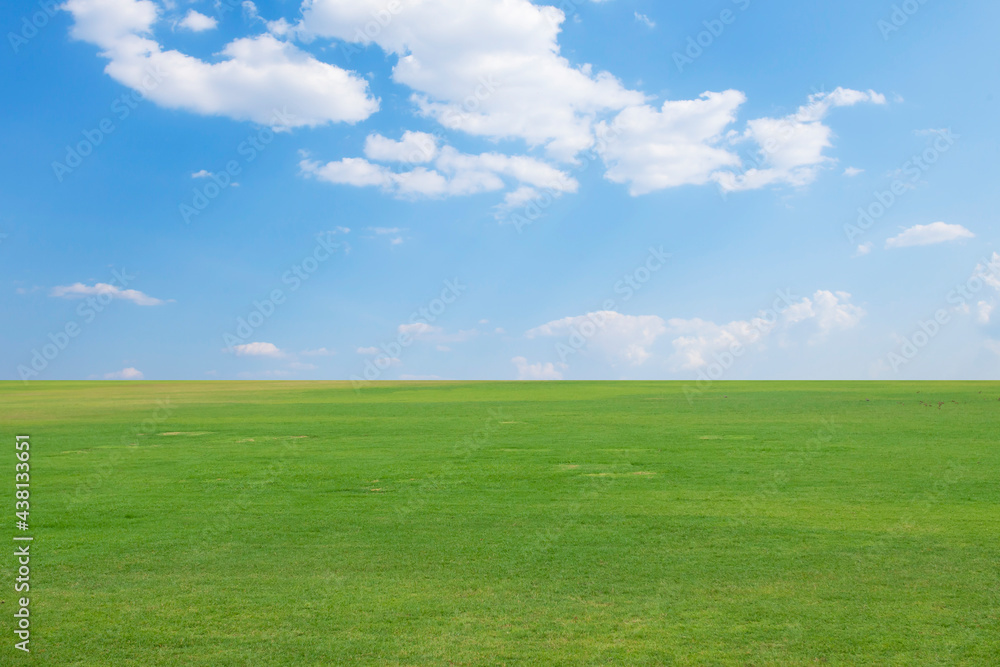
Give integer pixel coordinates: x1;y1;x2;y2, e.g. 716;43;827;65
1;381;998;665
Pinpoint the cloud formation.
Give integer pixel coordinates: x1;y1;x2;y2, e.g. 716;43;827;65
885;222;974;248
50;282;166;306
230;342;284;357
64;0;378;127
104;367;144;379
512;356;564;380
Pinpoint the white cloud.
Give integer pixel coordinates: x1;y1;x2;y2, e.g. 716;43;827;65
241;0;259;21
356;346;379;355
885;222;975;248
191;169;212;178
301;157;390;188
230;342;283;357
296;0;645;161
715;88;886;192
397;322;442;338
527;311;668;366
302;143;577;200
364;131;438;163
512;356;564;380
523;292;864;374
844;166;864;177
598;87;884;196
64;0;378;128
855;242;873;256
368;226;405;235
496;185;540;213
177;9;216;32
665;290;865;370
597;90;745;195
634;12;655;28
50;282;167;305
104;367;144;380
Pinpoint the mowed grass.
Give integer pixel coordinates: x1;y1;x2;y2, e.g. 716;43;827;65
1;381;999;665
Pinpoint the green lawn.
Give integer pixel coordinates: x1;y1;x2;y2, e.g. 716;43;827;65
2;381;998;665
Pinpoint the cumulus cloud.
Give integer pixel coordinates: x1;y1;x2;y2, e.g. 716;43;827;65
714;88;886;192
64;0;378;128
296;0;645;161
50;282;167;305
885;222;975;248
512;356;564;380
364;131;438;163
527;311;668;366
302;142;578;200
104;367;144;379
665;290;865;370
597;87;884;196
177;9;216;32
523;292;864;374
597;90;745;195
230;342;284;357
69;0;885;203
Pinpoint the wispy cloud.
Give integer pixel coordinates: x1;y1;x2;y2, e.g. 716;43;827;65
885;222;974;248
50;282;168;306
634;12;655;28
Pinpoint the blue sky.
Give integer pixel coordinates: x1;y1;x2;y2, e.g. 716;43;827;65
2;0;999;382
